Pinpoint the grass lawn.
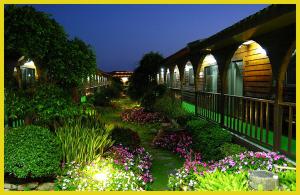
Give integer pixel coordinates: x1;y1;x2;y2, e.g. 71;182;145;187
97;98;184;191
182;101;296;158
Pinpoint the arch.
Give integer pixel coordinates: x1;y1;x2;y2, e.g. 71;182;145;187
225;40;273;99
172;65;181;89
13;59;38;87
196;54;219;93
166;68;171;87
182;61;194;91
159;67;165;84
283;49;296;102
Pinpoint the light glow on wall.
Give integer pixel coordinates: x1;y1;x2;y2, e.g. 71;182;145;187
204;54;217;64
257;47;267;55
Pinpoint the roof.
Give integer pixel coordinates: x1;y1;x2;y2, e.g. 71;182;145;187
164;4;296;64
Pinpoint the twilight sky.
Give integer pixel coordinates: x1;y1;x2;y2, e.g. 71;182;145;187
31;4;268;72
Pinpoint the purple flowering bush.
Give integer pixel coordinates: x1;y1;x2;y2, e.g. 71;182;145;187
121;107;165;124
152;130;194;159
55;145;153;191
168;151;295;191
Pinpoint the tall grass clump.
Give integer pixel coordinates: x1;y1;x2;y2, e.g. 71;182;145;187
56;115;114;163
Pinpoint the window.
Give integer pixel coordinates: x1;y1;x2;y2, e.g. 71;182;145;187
204;65;218;92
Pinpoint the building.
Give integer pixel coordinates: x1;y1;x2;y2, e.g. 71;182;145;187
110;71;133;86
156;5;296;159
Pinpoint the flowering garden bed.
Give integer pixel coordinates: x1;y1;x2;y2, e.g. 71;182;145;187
151;128;296;191
121;107;167;124
55;145;153;191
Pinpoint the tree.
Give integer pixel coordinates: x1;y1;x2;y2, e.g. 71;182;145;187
5;6;97;100
128;52;164;100
4;5;68;87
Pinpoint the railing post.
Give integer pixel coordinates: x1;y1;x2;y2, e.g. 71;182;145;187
195;91;198;115
220;90;225;128
273;79;283;152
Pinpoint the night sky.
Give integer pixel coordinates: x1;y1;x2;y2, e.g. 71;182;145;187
31;4;268;72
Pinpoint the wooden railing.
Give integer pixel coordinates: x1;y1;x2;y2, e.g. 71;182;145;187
196;91;221;123
278;102;296;158
223;94;274;149
194;91;296;159
182;89;196;104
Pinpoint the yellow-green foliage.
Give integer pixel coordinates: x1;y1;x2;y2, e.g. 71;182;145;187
56;116;114;163
194;170;249;191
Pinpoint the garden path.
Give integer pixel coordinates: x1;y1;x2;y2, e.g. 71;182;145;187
98;98;184;191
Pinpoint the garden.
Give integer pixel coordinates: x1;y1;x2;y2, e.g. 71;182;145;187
4;5;296;192
4;83;296;191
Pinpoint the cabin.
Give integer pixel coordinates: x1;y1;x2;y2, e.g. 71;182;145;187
157;5;296;159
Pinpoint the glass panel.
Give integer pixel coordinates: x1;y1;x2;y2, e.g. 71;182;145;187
204;65;218;92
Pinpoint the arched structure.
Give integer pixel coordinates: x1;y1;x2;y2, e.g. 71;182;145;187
172;65;181;88
182;61;194;91
225;40;272;98
197;54;218;93
156;5;296;158
166;68;171;87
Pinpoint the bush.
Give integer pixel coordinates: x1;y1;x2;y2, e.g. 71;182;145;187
219;143;247;157
121;107;165;124
93;85;121;107
56;116;114;163
111;126;141;149
168;151;294;191
153;94;189;119
186;119;232;161
140;84;167;111
5;125;61;178
175;113;198;127
153;131;193;159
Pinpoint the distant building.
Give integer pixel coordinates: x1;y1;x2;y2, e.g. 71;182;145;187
109;71;133;86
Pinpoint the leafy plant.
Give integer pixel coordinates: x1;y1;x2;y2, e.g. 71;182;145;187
219;143;247;157
187;119;232;161
56;116;114;163
278;170;296;191
111;126;141;149
194;171;249;191
5;125;61;178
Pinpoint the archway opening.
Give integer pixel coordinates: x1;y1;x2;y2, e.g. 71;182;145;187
227;40;272;99
183;61;194;91
172;65;180;88
166;68;171;87
197;54;218;93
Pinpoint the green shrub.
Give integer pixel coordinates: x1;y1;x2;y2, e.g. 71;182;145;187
111;126;141;149
219;143;247;157
5;89;29;121
153;94;188;119
93;85;121;106
278;170;296;191
175;113;197;127
140;84;167;111
194;171;249;191
186;119;232;161
56;116;114;163
5;125;61;178
141;91;157;111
